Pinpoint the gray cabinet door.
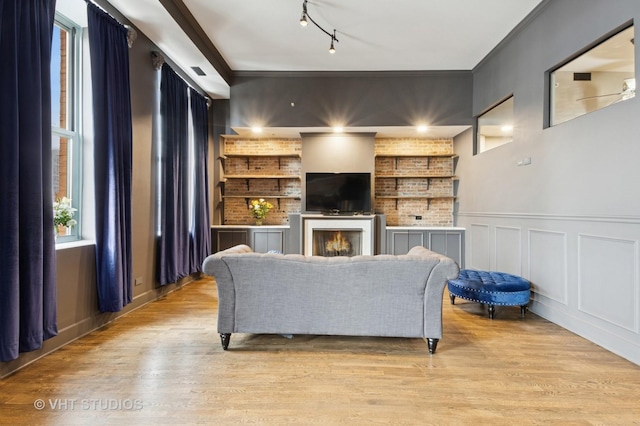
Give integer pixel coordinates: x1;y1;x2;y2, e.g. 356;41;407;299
387;230;425;255
216;230;249;251
252;229;285;253
427;230;464;268
428;231;448;256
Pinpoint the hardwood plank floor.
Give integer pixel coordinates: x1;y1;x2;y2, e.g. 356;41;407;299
1;277;639;425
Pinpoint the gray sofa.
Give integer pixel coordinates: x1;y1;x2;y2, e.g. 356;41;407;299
201;244;459;354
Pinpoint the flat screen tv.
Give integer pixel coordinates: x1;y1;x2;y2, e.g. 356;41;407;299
305;172;371;214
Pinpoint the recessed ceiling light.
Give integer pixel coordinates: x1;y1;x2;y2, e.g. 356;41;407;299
252;127;263;133
417;125;429;133
333;126;344;133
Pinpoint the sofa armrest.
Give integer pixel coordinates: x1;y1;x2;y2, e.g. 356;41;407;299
202;244;253;276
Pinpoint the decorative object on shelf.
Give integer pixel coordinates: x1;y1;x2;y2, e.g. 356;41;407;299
53;197;77;237
249;198;273;225
299;0;339;54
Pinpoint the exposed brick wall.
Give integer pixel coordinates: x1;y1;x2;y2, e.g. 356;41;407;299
375;138;453;155
219;136;455;226
222;137;302;225
374;138;455;226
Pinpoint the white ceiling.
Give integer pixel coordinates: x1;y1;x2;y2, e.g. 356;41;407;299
96;0;545;137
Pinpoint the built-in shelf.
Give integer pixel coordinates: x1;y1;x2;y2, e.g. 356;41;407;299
375;195;457;209
222;175;301;180
374;153;458;211
376;153;457;170
221;153;301;158
375;195;457;199
375;174;457;179
222;194;301;209
222;195;301;199
220;152;303;214
375;154;458;158
220;153;301;170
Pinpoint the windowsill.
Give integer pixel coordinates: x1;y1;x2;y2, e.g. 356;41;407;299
55;239;96;251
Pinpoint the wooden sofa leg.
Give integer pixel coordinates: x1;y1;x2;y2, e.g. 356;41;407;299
427;338;439;354
220;333;231;350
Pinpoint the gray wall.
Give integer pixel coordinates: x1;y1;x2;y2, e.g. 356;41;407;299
456;0;640;364
301;132;376;213
230;71;472;128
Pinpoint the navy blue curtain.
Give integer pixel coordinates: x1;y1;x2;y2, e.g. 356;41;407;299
158;64;190;285
189;89;211;272
87;3;133;312
0;0;58;362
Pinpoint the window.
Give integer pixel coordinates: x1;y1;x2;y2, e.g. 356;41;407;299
476;96;514;154
51;14;82;241
549;24;635;126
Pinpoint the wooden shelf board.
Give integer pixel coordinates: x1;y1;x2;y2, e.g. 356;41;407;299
221;153;301;159
375;154;458;158
222;195;301;199
223;175;301;180
375;175;457;179
375;196;456;199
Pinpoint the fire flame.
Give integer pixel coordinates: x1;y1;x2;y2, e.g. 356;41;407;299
325;231;351;253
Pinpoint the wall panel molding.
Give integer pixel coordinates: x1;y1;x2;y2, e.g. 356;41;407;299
528;229;568;305
577;234;639;332
495;226;522;276
458;212;640;225
469;223;490;270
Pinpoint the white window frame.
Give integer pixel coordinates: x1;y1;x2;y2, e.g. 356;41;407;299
52;13;83;243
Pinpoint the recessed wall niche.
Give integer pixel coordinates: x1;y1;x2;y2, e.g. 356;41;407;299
217;135;456;226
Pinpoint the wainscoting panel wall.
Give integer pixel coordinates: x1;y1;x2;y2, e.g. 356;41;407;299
529;229;568;306
469;223;490;270
495;226;522;276
577;234;638;333
456;212;640;365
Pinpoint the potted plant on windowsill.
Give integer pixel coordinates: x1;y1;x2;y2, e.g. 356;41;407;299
53;197;77;239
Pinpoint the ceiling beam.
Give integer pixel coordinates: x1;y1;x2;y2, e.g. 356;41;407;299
158;0;233;85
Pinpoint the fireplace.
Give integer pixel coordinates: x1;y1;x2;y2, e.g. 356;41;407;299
313;229;362;256
303;216;374;256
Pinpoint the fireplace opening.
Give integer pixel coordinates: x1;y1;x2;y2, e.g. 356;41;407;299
313;229;362;257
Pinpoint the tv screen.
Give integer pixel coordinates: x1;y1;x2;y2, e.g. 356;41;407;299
305;172;371;213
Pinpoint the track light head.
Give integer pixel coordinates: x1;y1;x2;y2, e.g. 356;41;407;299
300;0;308;26
299;0;339;54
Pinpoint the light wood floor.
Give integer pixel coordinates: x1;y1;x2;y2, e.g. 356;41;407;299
1;277;639;425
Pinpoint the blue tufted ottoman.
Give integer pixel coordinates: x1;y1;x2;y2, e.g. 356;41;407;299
447;269;531;319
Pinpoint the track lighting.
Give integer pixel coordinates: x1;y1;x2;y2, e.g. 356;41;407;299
329;31;336;54
299;0;339;54
299;3;308;27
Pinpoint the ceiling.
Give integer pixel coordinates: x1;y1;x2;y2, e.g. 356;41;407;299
95;0;546;137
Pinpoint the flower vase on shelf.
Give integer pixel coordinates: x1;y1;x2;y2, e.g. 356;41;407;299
249;198;273;227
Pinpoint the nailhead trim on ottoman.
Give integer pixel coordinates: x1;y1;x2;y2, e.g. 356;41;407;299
447;269;531;319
